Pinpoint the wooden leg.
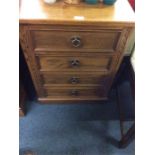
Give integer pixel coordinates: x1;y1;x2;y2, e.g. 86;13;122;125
19;82;27;117
115;57;135;148
119;123;135;148
116;83;135;149
116;85;125;137
19;107;25;117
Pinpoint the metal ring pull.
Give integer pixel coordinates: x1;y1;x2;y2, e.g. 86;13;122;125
70;59;80;67
70;90;79;96
70;77;79;84
71;36;81;48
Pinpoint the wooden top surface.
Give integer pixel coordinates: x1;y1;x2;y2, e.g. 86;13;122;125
19;0;135;26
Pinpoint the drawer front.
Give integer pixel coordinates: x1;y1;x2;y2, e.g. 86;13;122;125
44;86;105;98
31;29;121;52
36;54;113;72
41;72;108;86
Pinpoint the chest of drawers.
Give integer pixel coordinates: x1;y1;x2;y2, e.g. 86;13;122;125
19;0;134;103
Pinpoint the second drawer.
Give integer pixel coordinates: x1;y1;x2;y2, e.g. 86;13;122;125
36;53;114;72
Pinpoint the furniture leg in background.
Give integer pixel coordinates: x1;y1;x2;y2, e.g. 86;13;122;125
115;52;135;148
19;81;27;116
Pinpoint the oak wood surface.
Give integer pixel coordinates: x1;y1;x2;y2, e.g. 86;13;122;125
30;28;121;52
40;71;108;86
20;26;45;97
38;97;108;103
20;26;132;102
19;0;134;26
19;0;134;103
44;86;105;98
36;53;114;72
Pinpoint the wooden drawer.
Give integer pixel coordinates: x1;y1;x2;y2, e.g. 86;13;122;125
36;53;114;72
41;72;108;86
44;86;105;98
30;29;122;52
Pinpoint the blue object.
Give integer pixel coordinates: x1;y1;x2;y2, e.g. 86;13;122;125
103;0;117;5
85;0;98;4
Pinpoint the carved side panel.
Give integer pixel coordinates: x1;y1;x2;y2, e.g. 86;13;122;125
103;27;132;95
19;25;45;97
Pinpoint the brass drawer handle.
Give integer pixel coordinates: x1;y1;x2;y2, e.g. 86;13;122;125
70;90;79;96
71;36;81;48
70;59;80;67
69;77;80;84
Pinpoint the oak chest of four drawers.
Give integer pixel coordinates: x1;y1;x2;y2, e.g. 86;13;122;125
19;0;134;103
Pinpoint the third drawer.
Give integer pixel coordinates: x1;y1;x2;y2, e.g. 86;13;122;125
40;72;110;86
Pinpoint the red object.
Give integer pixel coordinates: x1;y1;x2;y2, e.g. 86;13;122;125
128;0;135;11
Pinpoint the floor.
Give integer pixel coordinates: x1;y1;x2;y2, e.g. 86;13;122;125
19;82;135;155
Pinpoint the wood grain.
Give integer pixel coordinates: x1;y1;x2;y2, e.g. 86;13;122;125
35;53;113;72
40;71;108;86
19;0;134;103
19;0;134;26
44;86;105;98
30;28;121;52
20;25;45;97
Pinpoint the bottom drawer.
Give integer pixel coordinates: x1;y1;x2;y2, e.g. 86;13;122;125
44;86;105;98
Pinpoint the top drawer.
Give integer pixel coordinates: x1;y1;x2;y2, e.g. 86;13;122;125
30;28;122;52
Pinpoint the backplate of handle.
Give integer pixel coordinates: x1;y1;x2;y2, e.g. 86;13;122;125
69;77;80;84
70;59;80;67
70;36;82;48
70;90;79;96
